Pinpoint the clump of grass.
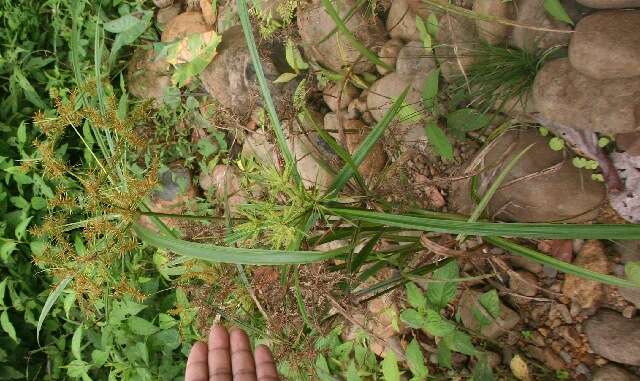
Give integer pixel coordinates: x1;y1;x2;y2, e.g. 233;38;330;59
460;43;559;113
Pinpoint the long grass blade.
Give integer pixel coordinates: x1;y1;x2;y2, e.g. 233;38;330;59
320;0;392;71
328;87;409;195
237;0;301;186
487;236;636;288
37;276;72;345
327;207;640;240
134;224;345;265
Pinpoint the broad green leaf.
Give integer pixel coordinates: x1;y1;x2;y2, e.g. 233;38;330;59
426;260;459;309
91;350;108;367
0;311;18;343
381;351;400;381
478;290;501;319
405;282;425;311
443;330;477;356
66;359;91;378
315;354;332;381
127;316;159;336
13;70;47;110
400;308;426;329
37;276;72;344
425;119;453;161
274;72;298;83
426;13;439;37
415;16;432;51
424;309;456;337
285;39;309;72
472;354;496;381
543;0;574;25
109;11;152;63
446;109;490;133
406;339;429;379
436;341;452;368
72;325;84;360
104;14;144;33
421;69;439;112
346;361;361;381
134;224;346;264
17;122;26;144
625;261;640;286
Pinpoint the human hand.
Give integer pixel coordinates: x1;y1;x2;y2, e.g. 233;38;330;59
185;324;279;381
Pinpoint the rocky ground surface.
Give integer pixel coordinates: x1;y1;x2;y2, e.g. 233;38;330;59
133;0;640;379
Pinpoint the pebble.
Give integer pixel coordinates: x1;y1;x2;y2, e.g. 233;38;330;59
577;0;640;8
509;270;538;297
458;289;520;339
562;240;609;309
434;14;479;82
510;0;571;52
377;39;404;75
557;325;581;347
396;41;437;78
592;364;640;381
323;81;359;113
472;0;513;45
366;72;421;123
510;256;543;274
386;0;420;42
569;10;640;80
584;309;640;365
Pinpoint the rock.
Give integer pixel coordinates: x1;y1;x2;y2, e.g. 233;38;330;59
549;304;573;324
200;26;286;119
126;46;171;104
344;120;386;182
473;0;513;45
577;0;640;8
297;0;386;74
242;131;278;164
366;72;422;123
593;365;640;381
542;348;566;370
199;164;245;210
200;0;217;26
396;41;437;78
569;11;640;80
557;325;581;347
377;39;404;75
533;58;640;135
386;0;421;42
156;3;182;27
620;287;640;308
161;11;211;42
323;81;360;112
435;14;480;82
510;255;543;274
452;129;605;222
616;132;640;156
563;240;609;309
510;0;572;52
286;119;334;190
509;271;538;297
459;290;521;339
585;309;640;365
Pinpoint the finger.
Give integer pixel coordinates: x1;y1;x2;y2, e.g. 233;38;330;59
255;345;279;381
185;342;208;381
209;324;233;381
230;328;257;381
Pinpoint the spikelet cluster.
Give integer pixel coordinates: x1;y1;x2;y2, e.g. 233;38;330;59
30;88;158;312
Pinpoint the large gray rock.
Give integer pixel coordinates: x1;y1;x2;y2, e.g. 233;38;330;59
533;58;640;134
577;0;640;8
297;0;386;74
458;290;520;339
452;129;605;222
435;14;480;82
569;10;640;80
593;365;639;381
200;26;286;119
584;309;640;365
473;0;513;45
396;41;437;77
510;0;572;52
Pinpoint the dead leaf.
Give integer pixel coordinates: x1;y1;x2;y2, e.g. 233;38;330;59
510;354;532;381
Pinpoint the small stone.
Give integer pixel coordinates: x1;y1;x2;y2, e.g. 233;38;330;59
153;0;174;8
486;351;502;368
623;306;637;318
533;58;640;135
509;270;538;297
569;11;640;80
126;46;171;104
563;240;609;309
323;81;359;112
377;39;404;75
458;289;521;339
557;325;582;347
585;309;640;365
344;120;386;182
510;0;571;52
199;164;246;212
161;11;210;43
510;256;543;274
434;14;479;82
386;0;421;42
543;348;566;370
396;41;437;78
549;304;574;324
576;0;640;8
530;332;546;346
156;3;182;27
473;0;513;45
200;0;217;26
366;72;422;123
593;364;640;381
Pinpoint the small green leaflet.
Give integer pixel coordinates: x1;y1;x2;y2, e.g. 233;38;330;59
401;308;425;329
346;361;362;381
13;69;48;110
406;282;426;311
543;0;574;25
472;354;496;381
426;260;459;309
415;15;432;51
392;96;421;124
107;11;153;64
406;339;429;380
381;350;401;381
127;316;159;336
425;119;453;161
104;14;144;33
159;31;223;87
478;289;501;318
625;261;640;287
421;69;439;112
285;39;309;73
426;13;439;37
424;309;456;337
274;72;298;83
436;341;452;368
0;311;18;343
446;109;490;133
549;137;565;151
71;325;84;360
443;330;477;356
